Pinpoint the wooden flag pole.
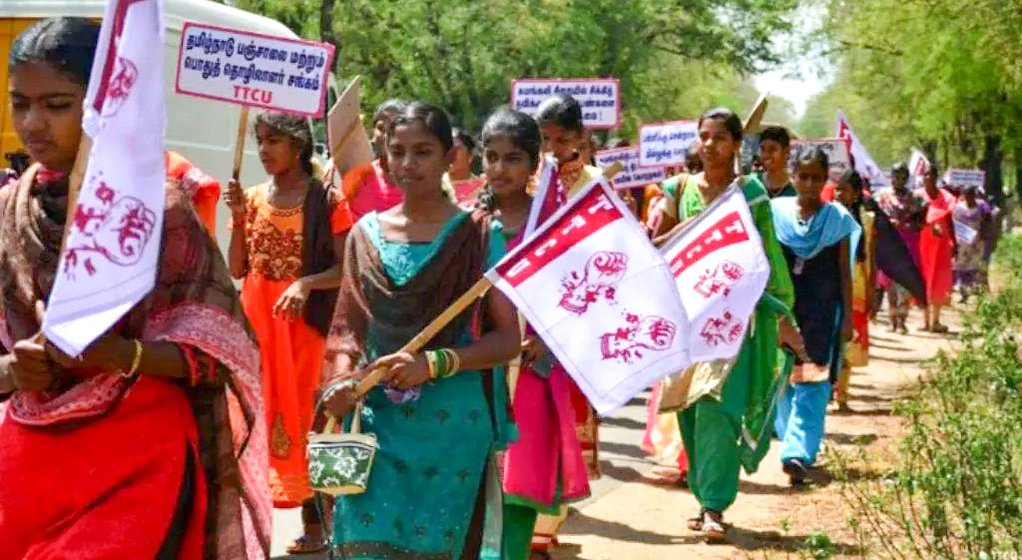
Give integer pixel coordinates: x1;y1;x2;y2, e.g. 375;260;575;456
355;276;494;396
737;92;770;175
604;161;624;180
232;106;250;182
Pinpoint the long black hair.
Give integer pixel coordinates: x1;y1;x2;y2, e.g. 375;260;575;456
535;93;584;133
791;144;829;175
476;107;542;213
698;107;743;142
10;17;100;87
253;112;315;176
373;98;407;126
839;169;867;262
387;102;453;152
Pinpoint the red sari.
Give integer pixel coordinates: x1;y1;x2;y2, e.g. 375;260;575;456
0;167;271;559
918;187;956;305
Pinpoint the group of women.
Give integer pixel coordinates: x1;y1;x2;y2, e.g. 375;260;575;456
0;15;991;560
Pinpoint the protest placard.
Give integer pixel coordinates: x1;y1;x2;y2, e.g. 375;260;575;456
790;138;851;180
327;76;373;177
638;120;698;168
595;147;667;190
943;168;985;189
176;22;335;180
511;78;621;129
176;22;335;117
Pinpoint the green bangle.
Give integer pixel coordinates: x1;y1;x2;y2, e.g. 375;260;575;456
434;349;449;379
441;348;461;378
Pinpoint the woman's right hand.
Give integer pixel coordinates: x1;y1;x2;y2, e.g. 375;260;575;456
521;336;549;365
9;337;56;391
224;179;246;220
322;383;359;418
778;317;808;360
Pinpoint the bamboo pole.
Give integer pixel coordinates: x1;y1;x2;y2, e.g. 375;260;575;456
232;106;250;182
355;276;494;396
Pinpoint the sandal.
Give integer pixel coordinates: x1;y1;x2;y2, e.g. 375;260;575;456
702;510;727;543
286;535;327;555
686;508;706;531
931;323;949;334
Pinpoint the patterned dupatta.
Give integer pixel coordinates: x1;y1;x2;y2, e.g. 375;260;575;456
323;210;491;383
0;165;272;559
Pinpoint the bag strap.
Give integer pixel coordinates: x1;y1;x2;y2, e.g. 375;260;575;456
321;402;363;435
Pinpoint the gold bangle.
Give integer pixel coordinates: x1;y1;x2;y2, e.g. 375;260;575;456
121;340;143;379
426;351;438;381
441;348;461;378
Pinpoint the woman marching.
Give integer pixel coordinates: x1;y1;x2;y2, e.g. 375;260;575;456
449;127;484;203
833;170;876;411
952;184;993;301
529;93;608;552
873;163;928;333
472;108;592;560
320;102;521;560
224;112;353;554
339;99;409;220
0;18;270;557
651;107;801;542
772;147;860;485
916;165;956;333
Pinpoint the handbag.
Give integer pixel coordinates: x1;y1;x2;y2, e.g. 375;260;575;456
307;403;378;496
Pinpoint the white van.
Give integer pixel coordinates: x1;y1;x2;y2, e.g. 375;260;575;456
0;0;336;246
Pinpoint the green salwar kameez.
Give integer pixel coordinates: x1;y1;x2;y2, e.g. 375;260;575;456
660;174;795;514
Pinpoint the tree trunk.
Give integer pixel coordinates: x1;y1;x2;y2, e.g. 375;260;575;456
320;0;339;73
980;133;1004;206
1015;145;1022;203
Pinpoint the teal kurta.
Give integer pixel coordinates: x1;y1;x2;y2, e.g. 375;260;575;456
661;174;795;513
331;211;513;560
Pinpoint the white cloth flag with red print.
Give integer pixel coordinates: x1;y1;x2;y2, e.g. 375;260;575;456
836;110;889;187
43;0;167;356
908;148;931;187
660;183;770;363
487;178;691;415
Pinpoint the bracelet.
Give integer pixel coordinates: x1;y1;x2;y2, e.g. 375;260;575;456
426;349;462;380
442;349;461;378
120;339;144;379
426;351;439;381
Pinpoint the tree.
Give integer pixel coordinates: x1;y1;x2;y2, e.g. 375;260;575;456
804;0;1022;202
232;0;798;136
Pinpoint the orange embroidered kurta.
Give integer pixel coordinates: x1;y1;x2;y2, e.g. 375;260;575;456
238;183;352;507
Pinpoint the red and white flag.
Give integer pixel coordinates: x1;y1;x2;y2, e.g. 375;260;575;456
660;183;770;363
908;148;931;187
43;0;167;355
523;155;564;237
487;178;691;414
836;110;889;187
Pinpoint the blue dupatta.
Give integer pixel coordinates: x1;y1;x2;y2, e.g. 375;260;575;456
771;197;861;268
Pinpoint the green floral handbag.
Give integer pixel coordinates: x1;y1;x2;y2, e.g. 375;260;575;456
307;403;378;496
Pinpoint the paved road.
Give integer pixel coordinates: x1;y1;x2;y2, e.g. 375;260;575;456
270;391;654;558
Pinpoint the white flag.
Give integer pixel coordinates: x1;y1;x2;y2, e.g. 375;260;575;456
487;178;691;414
908;148;931;187
836;110;890;188
660;184;770;363
43;0;167;356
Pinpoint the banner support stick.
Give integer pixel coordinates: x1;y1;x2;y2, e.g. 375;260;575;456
232;106;250;182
